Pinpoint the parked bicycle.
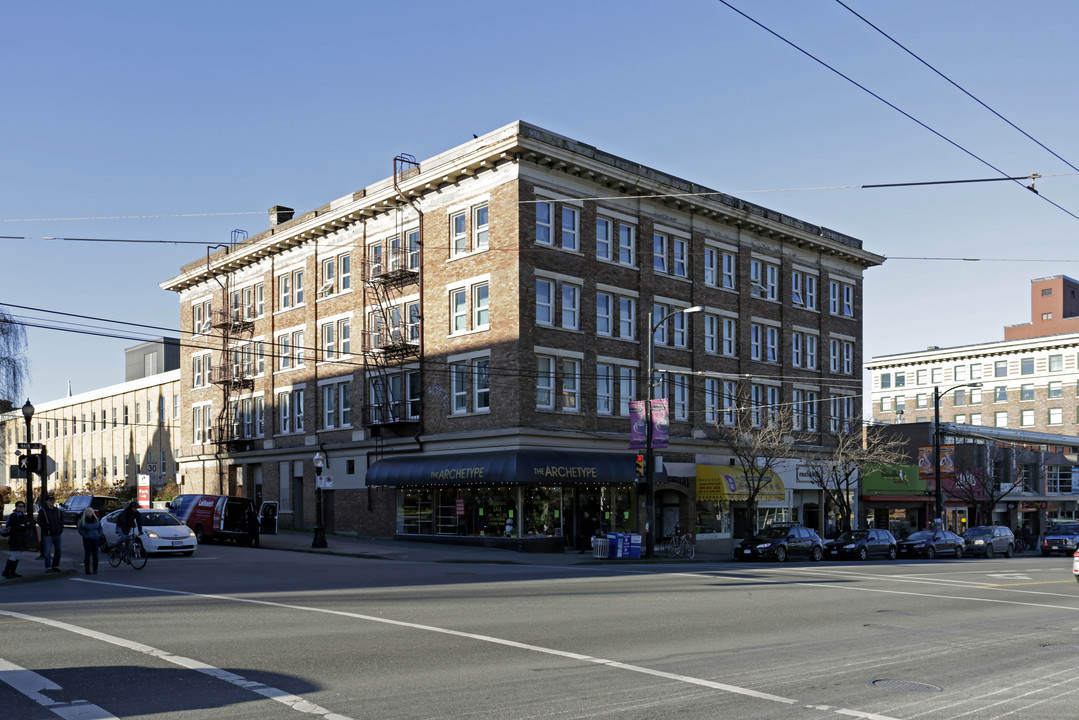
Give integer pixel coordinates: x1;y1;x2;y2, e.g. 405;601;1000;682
662;533;696;559
108;535;147;570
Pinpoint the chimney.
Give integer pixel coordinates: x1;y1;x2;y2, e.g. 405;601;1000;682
269;205;295;227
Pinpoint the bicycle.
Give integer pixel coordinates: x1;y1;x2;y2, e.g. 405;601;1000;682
662;533;696;559
108;535;147;570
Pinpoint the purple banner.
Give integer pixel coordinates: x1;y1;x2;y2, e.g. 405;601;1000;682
628;401;647;449
650;398;669;449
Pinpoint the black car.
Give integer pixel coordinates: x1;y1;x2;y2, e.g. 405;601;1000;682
824;529;898;561
896;529;965;559
735;523;824;562
962;526;1015;558
1039;523;1079;556
58;495;122;526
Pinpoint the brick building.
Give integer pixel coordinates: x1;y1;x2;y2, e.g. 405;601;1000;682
162;121;883;551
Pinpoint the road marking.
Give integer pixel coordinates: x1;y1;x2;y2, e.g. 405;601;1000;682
0;657;120;720
66;577;900;720
986;573;1032;580
0;609;354;720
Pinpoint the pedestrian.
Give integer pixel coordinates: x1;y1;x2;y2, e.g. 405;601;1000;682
245;505;260;548
2;500;31;578
37;494;65;573
77;507;103;575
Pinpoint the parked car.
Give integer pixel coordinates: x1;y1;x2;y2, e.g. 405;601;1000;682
735;522;824;562
896;529;965;559
100;507;198;555
1072;549;1079;584
1040;523;1079;556
824;529;898;561
962;526;1015;558
166;494;278;544
57;495;123;526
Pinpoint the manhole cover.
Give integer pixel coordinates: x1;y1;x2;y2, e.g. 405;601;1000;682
871;679;943;693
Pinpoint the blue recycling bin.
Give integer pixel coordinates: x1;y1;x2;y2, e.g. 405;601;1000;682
606;533;621;558
627;534;642;559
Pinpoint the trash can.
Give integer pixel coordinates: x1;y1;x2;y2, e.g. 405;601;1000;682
607;532;623;558
592;537;610;559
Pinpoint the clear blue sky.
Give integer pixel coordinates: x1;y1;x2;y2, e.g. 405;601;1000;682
4;1;1078;410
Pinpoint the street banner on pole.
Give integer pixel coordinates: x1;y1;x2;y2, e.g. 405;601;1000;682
650;399;669;449
628;401;647;449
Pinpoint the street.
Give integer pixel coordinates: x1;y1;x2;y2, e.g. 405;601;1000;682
3;538;1079;720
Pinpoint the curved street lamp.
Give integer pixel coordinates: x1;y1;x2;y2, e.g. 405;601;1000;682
644;305;702;558
933;382;982;531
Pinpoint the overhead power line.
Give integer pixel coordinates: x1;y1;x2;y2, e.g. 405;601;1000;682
714;0;1079;223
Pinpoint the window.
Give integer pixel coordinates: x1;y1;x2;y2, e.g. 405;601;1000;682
452;288;469;331
994;360;1008;378
536;356;555;410
277;389;304;434
995;411;1008;427
619;297;636;340
449;355;490;415
672;374;690;421
1021;409;1035;427
561;358;580;412
597;364;614;416
791;271;817;309
597;293;613;336
970;363;982;380
618;224;635;266
994;386;1007;402
192;404;212;444
474;283;490;329
881;373;891;389
192;298;212;335
673;310;692;349
279;268;304;310
653;233;668;273
537;202;553;245
842;341;854;374
450;211;468;256
321;380;351;429
672;238;688;278
535;279;553;326
1021;357;1035;375
1050;354;1063;372
916;369;927;385
829;280;855;316
1049;381;1063;398
1021;384;1034;401
1049;407;1063;425
561;283;579;330
829;339;841;373
474;205;489;250
618;367;636;417
882;396;893;412
954;414;966;425
895;373;906;387
916;393;927;409
407;229;420;270
705;378;721;424
750;260;778;300
595;217;611;260
970;387;982;404
766;327;779;362
751;324;763;361
953;389;966;407
954;364;967;382
931;367;942;383
970;413;981;426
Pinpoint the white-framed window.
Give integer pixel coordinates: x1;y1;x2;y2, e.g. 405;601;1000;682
618;366;636;417
562;283;580;330
536;355;555;410
750;259;779;300
829;280;855;316
560;206;578;252
536;279;554;326
1021;409;1035;427
474;204;489;250
721;251;736;289
671;310;690;348
704;314;718;353
320;380;351;430
597;293;613;336
448;353;491;415
672;374;690;421
1050;354;1064;373
704;248;717;286
766;327;779;362
830;339;841;373
619;296;636;340
672;238;688;278
792;331;805;367
1049;407;1063;425
595;217;612;260
705;378;720;424
1049;381;1063;398
277;388;304;434
597;363;613;416
536;201;553;246
451;211;468;256
561;358;580;413
618;224;636;266
192;403;213;445
239;283;265;319
721;317;736;357
792;271;818;310
192;298;212;335
192;352;211;387
279;268;304;310
320;318;351;361
995;410;1008;427
750;324;763;360
653;233;668;274
474;283;490;329
843;341;854;374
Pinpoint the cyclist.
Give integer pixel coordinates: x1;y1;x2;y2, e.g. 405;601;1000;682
116;501;144;562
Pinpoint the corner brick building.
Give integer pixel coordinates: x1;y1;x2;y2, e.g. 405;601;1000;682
162;121;883;551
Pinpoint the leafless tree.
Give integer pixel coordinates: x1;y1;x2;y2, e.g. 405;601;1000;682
946;442;1021;526
799;422;907;535
0;305;30;406
713;385;795;536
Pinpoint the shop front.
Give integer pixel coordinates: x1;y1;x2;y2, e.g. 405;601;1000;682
694;464;788;554
365;449;637;552
861;464;928;540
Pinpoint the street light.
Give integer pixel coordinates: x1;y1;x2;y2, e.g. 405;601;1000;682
644;305;702;558
21;399;35;511
312;451;327;548
933;382;982;531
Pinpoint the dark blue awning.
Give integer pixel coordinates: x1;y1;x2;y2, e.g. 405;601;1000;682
366;449;641;487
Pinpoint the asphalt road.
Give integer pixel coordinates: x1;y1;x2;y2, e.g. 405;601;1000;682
3;542;1079;720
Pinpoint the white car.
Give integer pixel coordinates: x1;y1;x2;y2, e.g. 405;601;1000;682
1073;550;1079;584
101;508;198;556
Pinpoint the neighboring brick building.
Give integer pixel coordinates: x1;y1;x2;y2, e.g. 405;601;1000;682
162;121;883;551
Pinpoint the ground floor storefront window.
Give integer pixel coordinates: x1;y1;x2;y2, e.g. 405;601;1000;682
396;485;636;544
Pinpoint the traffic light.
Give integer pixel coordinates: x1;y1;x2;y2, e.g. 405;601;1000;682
635;454;646;478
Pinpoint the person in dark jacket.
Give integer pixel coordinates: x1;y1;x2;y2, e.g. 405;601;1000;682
116;501;144;556
3;501;31;578
77;507;103;575
245;506;261;548
37;494;65;573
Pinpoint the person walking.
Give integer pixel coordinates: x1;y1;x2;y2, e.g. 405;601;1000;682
77;507;103;575
37;494;65;573
245;505;261;548
3;500;31;578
